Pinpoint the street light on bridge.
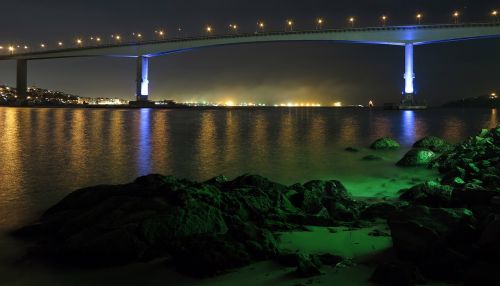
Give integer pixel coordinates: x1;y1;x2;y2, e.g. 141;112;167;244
8;46;15;55
155;30;166;40
257;21;265;33
132;33;143;41
381;15;388;26
206;25;213;35
316;18;324;30
286;19;294;31
349;17;355;28
76;39;83;47
229;24;238;33
111;34;122;42
492;10;499;22
453;11;460;24
58;41;63;47
40;43;46;49
416;13;423;24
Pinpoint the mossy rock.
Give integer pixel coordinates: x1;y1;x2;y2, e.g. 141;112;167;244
370;137;400;150
397;148;437;167
413;136;454;153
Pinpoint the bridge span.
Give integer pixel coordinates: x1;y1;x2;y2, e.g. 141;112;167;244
1;23;500;104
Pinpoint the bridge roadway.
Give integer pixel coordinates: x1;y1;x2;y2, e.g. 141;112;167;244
2;23;500;103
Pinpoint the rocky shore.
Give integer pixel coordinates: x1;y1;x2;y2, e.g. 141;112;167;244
13;126;500;285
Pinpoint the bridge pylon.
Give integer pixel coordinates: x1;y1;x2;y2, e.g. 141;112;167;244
16;59;28;100
136;56;149;102
403;43;415;105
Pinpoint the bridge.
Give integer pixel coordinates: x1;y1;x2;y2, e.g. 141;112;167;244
2;22;500;104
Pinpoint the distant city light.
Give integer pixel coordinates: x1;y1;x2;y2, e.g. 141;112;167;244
333;102;342;107
225;100;235;107
491;92;498;99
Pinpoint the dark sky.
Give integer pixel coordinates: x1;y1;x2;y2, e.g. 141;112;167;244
0;0;499;105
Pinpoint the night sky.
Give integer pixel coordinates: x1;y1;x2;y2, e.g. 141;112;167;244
0;0;499;105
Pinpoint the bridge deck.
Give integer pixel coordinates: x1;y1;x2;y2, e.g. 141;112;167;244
1;22;500;60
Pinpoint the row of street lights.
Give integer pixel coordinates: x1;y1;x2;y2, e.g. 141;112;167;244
1;10;499;54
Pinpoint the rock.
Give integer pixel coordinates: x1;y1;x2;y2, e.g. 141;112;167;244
360;202;400;220
172;235;252;277
464;262;500;286
317;253;343;266
368;229;391;237
388;206;478;280
362;155;383;161
371;261;424;286
288;180;362;221
451;187;499;207
413;136;454;153
389;206;477;260
397;148;437;167
345;147;359;152
478;216;500;261
370;137;400;150
295;253;322;277
399;181;452;207
13;174;300;277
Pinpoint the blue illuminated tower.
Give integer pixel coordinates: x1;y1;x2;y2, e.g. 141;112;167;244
136;56;149;102
403;43;415;105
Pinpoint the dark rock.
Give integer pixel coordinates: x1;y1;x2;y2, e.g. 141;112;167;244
345;147;360;152
172;235;252;277
369;229;391;237
413;136;454;153
397;148;437;167
295;253;322;277
288;180;362;221
388;206;478;280
464;262;500;286
478;216;500;261
371;261;424;286
399;181;452;207
370;137;401;150
362;155;383;161
360;202;399;220
317;253;343;266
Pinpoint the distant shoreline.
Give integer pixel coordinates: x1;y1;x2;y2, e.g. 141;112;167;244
0;105;497;110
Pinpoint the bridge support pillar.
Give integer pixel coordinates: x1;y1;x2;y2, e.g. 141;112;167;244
16;59;28;100
136;56;149;102
403;43;415;105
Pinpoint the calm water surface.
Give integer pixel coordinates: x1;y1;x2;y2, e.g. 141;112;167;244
0;107;497;231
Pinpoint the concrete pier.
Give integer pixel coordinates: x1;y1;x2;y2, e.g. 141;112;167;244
136;56;149;102
16;59;27;100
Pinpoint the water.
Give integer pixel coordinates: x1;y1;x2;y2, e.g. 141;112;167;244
0;106;497;285
0;107;497;231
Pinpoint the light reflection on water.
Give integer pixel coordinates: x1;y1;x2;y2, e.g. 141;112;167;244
0;107;498;230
